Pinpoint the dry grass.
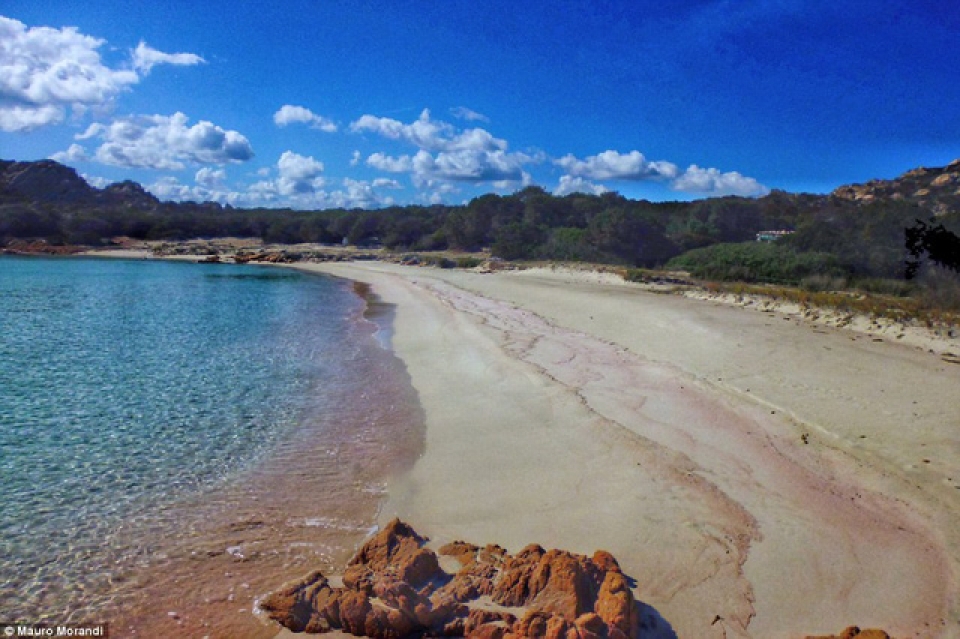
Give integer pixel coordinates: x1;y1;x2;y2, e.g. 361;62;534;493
703;280;960;327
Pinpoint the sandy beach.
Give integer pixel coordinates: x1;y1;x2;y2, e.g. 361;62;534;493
288;260;960;639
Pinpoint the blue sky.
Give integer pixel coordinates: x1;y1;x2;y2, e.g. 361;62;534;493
2;1;959;209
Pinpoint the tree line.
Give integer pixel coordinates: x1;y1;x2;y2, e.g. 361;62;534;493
3;175;959;286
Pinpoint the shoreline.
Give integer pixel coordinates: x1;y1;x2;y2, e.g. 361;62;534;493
0;255;425;639
291;260;959;638
75;246;960;358
39;250;960;636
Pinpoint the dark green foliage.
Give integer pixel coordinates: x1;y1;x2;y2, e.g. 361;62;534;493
905;219;960;277
536;227;598;262
667;242;844;285
491;221;543;260
785;199;923;278
455;256;483;268
4;159;960;290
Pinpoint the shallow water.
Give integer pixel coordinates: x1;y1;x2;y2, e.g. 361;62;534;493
0;256;423;631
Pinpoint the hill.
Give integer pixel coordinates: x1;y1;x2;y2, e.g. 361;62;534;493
2;158;959;284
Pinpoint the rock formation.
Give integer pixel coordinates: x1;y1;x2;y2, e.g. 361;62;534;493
259;519;665;638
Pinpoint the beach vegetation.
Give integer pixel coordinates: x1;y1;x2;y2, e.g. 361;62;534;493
666;242;844;285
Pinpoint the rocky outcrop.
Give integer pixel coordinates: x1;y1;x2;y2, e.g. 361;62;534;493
832;158;960;216
232;251;302;264
259;519;664;638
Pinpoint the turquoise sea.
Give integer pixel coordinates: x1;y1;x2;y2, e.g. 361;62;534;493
0;256;403;623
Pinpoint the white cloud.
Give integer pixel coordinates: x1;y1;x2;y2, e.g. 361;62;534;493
372;178;402;189
50;143;89;163
132;41;204;75
671;165;770;196
493;171;533;191
367;148;530;185
147;173;249;206
427;148;529;183
276;150;325;195
76;112;253;169
555;150;679;181
556;149;768;197
366;152;414;173
239;171;395;210
450;106;490;122
148;175;196;201
0;16;138;131
195;167;226;188
350;108;506;153
554;175;609;196
273;104;337;132
354;109;537;187
350;150;362;166
277;150;324;180
0;16;204;132
80;173;110;189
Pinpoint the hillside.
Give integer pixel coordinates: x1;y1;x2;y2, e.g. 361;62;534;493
2;158;959;284
833;159;960;216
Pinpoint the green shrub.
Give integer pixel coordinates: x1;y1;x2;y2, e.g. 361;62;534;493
455;256;483;268
667;242;845;285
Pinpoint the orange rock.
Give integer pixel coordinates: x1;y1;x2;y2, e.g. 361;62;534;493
513;610;552;637
591;550;621;573
395;546;444;587
495;548;603;620
545;614;574;639
440;540;481;566
342;563;374;593
262;520;655;638
574;612;608;639
348;518;429;572
470;623;509;639
594;571;636;636
258;570;329;632
336;589;371;636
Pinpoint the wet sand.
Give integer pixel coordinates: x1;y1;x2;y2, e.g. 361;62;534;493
296;261;960;639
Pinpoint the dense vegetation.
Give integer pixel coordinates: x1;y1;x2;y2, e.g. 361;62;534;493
3;159;960;290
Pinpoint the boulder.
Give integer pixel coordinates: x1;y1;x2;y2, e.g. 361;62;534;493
262;520;655;638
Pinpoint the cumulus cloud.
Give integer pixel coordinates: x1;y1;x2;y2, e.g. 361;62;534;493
74;112;253;170
671;165;769;197
132;41;204;74
0;16;138;131
366;152;414;173
372;178;402;189
354;109;537;187
50;143;89;163
556;149;768;197
351;108;506;153
242;158;396;209
276;150;325;195
554;175;609;196
0;16;204;132
273;104;337;132
195;166;227;188
81;173;111;189
555;150;679;181
450;106;490;122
